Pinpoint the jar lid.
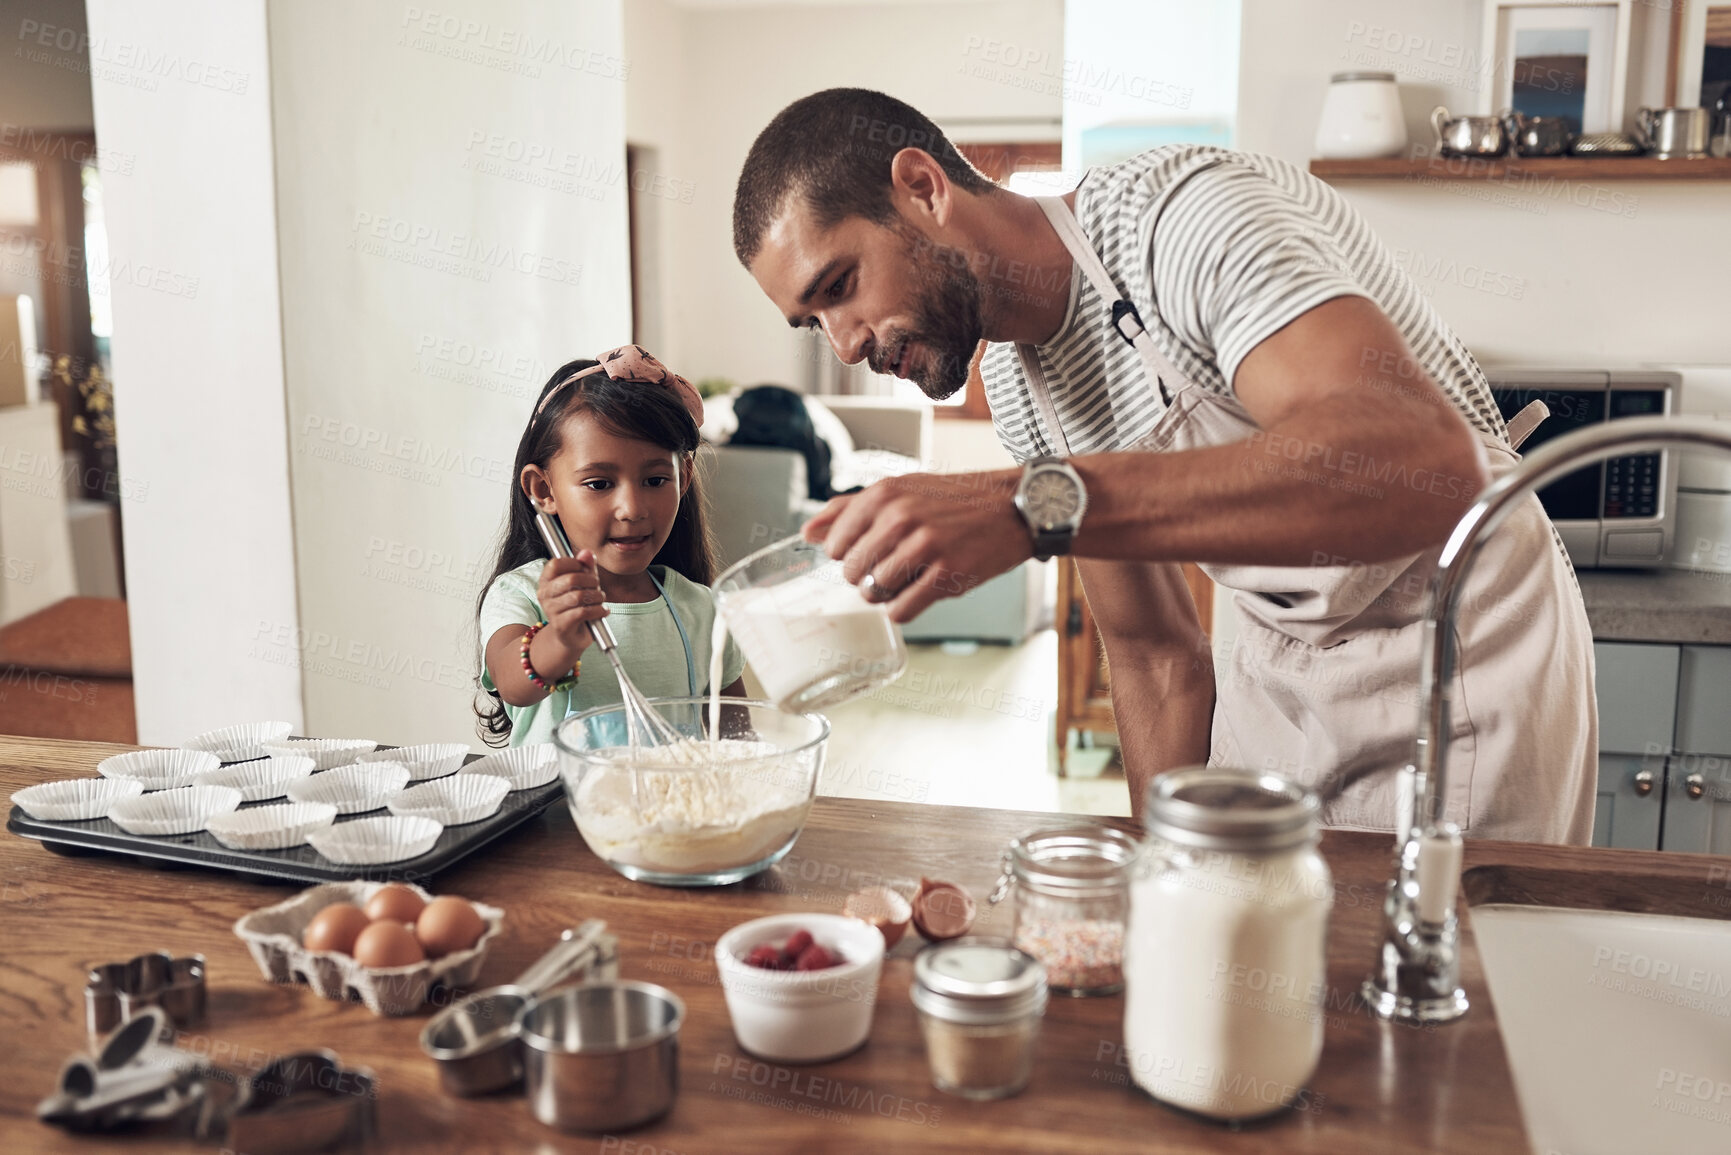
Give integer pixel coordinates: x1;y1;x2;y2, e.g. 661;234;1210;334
1008;823;1139;895
1142;768;1320;853
911;938;1047;1024
1331;70;1396;83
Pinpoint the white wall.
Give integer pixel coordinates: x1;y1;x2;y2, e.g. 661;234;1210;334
1238;0;1729;367
85;0;303;743
628;0;1064;393
1;0;96;131
268;0;630;747
1062;0;1242;165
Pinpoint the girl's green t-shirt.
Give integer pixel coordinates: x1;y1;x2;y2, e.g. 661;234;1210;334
479;562;745;747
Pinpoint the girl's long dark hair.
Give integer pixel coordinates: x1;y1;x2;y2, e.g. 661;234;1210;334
474;358;717;745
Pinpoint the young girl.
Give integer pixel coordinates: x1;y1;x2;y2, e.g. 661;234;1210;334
476;345;746;747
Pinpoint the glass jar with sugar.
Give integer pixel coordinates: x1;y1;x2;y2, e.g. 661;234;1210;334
1123;768;1333;1121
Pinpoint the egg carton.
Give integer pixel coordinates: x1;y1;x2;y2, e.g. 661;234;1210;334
232;881;504;1017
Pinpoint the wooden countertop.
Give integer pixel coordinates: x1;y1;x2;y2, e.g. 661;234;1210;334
0;735;1716;1154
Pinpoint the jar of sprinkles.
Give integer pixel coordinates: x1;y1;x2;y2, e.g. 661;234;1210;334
988;823;1138;996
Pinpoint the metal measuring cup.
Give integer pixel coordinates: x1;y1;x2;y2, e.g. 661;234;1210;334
420;920;618;1096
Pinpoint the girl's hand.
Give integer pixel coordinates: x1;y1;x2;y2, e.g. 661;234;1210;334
537;549;609;658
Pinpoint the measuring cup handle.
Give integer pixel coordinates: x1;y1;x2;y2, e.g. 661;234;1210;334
1636;107;1656;145
512;920;612;992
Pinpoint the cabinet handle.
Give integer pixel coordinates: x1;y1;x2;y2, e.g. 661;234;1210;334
1686;773;1706;801
1632;768;1655;797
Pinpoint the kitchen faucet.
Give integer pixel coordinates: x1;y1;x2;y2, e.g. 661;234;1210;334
1362;416;1731;1024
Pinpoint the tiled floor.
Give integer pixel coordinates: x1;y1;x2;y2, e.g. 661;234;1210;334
747;629;1133;818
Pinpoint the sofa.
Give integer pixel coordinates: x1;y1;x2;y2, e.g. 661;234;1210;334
696;394;1046;644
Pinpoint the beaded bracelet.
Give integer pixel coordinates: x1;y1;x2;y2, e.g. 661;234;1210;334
519;622;578;692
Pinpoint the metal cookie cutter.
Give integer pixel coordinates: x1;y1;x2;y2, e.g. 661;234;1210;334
421;919;619;1097
227;1049;377;1155
86;950;207;1037
38;1007;207;1134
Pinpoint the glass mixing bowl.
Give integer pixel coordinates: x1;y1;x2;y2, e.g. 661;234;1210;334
553;697;829;887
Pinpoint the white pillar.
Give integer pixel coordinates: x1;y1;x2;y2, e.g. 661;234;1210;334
86;0;302;743
87;0;630;747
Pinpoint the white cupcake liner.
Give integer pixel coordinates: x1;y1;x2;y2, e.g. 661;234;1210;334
355;743;468;782
285;764;410;816
193;755;317;803
387;775;510;826
259;737;379;772
11;776;145;821
232;881;504;1016
460;743;558;791
108;785;243;836
182;721;295;763
305;815;444;865
206;802;340;850
97;748;223;791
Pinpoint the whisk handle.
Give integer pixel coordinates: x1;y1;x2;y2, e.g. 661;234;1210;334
537;511;618;654
535;511;574;560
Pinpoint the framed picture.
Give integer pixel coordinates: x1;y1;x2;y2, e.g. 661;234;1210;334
1673;2;1731;110
1481;1;1633;133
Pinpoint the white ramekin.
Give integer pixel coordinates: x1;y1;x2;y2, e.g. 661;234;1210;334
714;912;885;1063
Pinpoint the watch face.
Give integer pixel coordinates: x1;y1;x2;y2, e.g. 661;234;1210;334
1025;469;1081;529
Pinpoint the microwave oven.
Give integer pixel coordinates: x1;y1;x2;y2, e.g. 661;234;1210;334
1485;368;1680;569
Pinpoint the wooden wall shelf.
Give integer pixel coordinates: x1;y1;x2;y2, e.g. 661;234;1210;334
1310;155;1731;181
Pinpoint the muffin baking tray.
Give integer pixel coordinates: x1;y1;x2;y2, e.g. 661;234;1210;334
5;747;564;883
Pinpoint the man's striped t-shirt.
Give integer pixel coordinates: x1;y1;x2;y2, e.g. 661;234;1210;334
977;145;1506;463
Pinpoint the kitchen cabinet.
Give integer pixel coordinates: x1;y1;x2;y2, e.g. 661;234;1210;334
1590;641;1731;854
1591;642;1675;850
1661;647;1731;855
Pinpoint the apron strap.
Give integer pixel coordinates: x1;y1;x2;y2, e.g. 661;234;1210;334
1015;194;1196;456
646;568;698;696
1504;399;1549;452
1014;344;1072;456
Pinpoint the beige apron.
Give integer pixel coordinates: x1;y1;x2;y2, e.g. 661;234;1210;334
1016;195;1596;844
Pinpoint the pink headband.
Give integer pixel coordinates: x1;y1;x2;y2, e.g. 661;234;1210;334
534;344;704;425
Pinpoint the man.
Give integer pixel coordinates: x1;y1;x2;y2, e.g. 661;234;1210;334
732;89;1595;843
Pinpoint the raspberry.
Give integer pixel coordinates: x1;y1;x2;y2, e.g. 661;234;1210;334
794;944;841;971
781;929;813;963
744;944;784;970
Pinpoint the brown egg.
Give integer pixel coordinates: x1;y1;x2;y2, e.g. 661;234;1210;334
415;896;486;958
352;920;426;969
364;883;426;925
302;903;371;955
911;877;976;942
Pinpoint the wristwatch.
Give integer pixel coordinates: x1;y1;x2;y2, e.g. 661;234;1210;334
1013;456;1088;561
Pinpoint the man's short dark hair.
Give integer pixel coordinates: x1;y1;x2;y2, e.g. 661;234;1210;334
732;88;995;267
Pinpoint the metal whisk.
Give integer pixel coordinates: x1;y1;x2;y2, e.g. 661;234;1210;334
535;512;686;751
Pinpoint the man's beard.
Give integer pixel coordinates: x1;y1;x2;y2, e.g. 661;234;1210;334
872;225;984;401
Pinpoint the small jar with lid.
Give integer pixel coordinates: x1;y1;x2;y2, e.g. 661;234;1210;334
1314;70;1408;158
911;938;1047;1100
1123;768;1333;1122
988;823;1137;996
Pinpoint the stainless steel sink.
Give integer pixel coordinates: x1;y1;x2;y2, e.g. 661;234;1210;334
1464;866;1731;1155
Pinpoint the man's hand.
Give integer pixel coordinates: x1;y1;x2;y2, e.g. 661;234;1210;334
802;468;1031;621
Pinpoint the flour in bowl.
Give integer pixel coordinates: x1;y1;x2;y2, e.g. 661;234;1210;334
571;738;813;875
